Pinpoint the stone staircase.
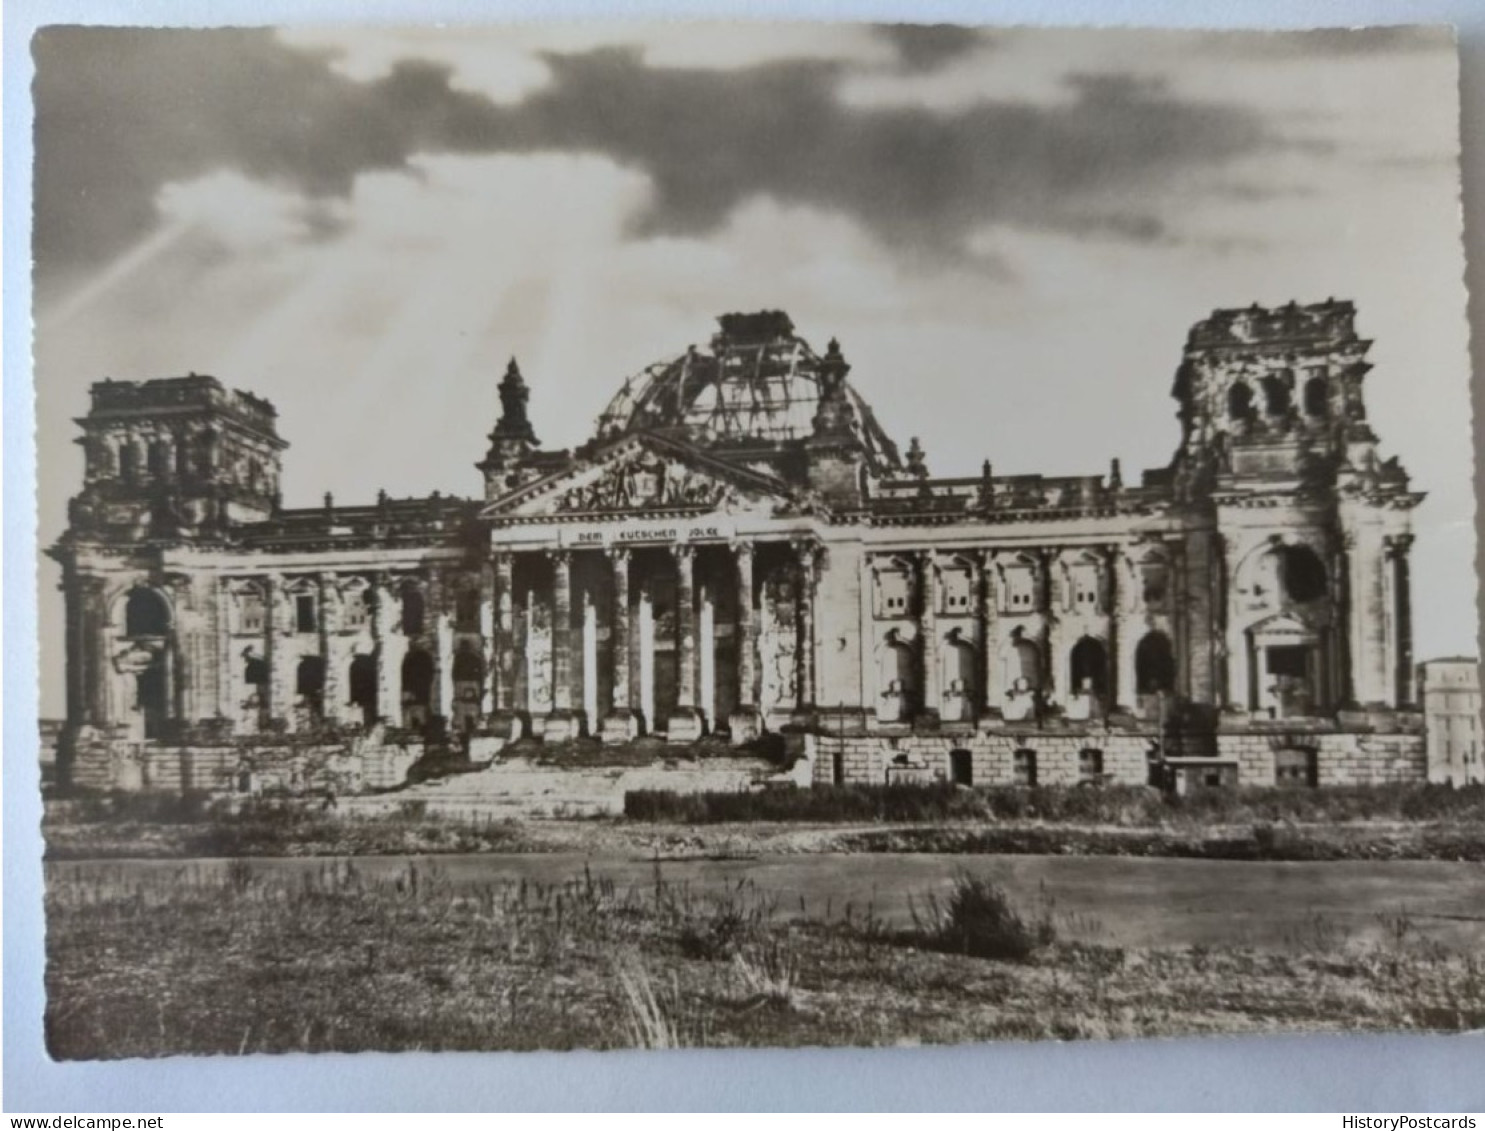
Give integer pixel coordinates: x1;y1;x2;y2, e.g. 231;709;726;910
338;752;806;820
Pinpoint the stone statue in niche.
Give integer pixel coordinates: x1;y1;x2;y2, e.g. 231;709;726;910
1003;675;1037;722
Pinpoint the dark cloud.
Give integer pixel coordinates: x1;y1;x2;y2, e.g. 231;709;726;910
873;23;989;72
34;26;1279;293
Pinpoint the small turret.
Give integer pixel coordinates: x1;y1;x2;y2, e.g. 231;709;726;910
905;437;929;478
477;358;542;501
805;336;871;507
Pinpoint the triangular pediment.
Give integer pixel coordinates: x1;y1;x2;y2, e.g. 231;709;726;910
480;432;796;520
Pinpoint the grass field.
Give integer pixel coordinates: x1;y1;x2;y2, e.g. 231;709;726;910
43;783;1485;862
625;781;1485;826
45;860;1485;1059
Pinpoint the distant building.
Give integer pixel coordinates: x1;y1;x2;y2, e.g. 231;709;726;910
50;301;1430;794
1419;658;1482;785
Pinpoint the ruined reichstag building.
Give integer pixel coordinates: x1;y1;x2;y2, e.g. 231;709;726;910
52;302;1427;794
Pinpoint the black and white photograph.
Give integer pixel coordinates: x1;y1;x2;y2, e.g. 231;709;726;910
29;19;1484;1061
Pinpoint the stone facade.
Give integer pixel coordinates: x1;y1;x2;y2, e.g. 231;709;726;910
1419;658;1482;784
50;302;1428;794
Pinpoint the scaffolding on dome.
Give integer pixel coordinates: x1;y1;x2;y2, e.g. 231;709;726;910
590;317;902;470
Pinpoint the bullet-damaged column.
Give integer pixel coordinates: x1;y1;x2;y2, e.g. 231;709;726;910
600;547;639;743
487;551;524;738
543;550;584;742
728;541;763;744
666;545;705;742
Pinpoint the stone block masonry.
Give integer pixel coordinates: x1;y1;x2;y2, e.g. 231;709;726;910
808;729;1425;788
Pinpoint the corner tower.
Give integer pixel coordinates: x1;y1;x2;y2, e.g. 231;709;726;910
66;374;286;540
1172;300;1423;717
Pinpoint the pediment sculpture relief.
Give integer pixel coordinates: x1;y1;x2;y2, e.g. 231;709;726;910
553;453;736;513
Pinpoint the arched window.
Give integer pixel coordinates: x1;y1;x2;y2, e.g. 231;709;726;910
452;644;484;683
877;633;917;721
124;588;170;637
1303;376;1328;417
93;438;117;478
455;589;481;630
1070;636;1109;698
401;586;426;636
1262;375;1292;416
195;429;218;474
401;649;434;706
1280;545;1327;603
243;655;267;686
348;654;377;724
119;440;140;486
1134;631;1176;695
1227;383;1255;422
148;439;171;478
1011;636;1041;691
296;656;325;717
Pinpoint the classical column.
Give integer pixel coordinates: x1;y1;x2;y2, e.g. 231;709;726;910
795;542;819;714
264;573;293;729
667;545;704;741
489;553;520;736
582;587;599;726
319;573;343;724
700;585;716;726
83;577;112;728
478;562;495;714
639;581;655;730
371;574;398;727
1037;549;1056;694
978;550;999;719
728;542;763;742
544;551;582;741
601;548;638;742
433;601;455;726
1386;534;1415;708
917;550;940;726
551;554;573;711
215;578;235;724
1108;546;1135;713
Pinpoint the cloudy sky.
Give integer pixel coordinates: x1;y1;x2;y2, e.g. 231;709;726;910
31;22;1474;711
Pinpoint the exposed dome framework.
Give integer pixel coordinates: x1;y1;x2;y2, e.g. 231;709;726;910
592;311;902;471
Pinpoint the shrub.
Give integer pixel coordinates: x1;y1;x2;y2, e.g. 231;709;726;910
911;874;1056;962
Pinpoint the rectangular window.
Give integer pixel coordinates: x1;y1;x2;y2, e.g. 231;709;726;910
939;569;973;614
876;570;911;619
239;594;264;635
343;591;367;629
1014;748;1037;787
1079;748;1104;781
295;594;317;634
